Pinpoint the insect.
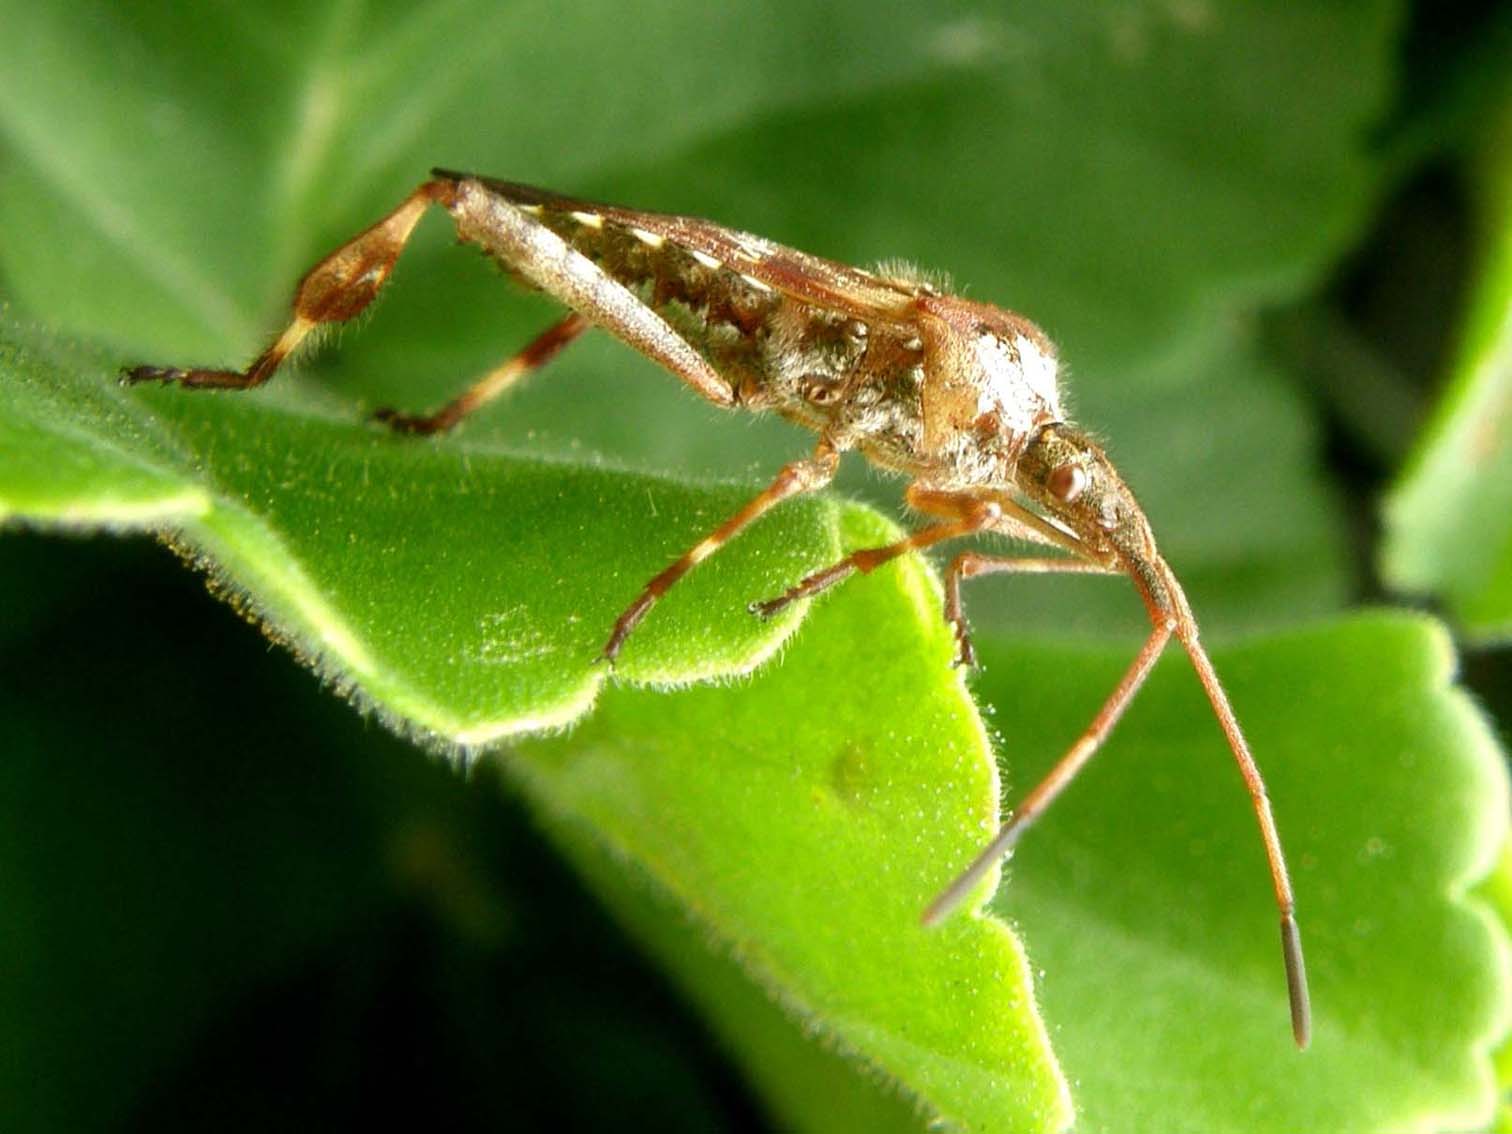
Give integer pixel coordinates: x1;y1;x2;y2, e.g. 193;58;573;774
125;169;1311;1048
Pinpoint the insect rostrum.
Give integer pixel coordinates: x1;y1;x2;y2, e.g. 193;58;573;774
124;169;1311;1049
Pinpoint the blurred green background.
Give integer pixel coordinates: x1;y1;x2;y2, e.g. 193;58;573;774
3;1;1512;1130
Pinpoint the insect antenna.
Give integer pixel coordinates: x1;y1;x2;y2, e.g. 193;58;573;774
1167;567;1311;1049
923;555;1311;1050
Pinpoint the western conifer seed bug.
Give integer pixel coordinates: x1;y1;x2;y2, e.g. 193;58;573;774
125;169;1311;1048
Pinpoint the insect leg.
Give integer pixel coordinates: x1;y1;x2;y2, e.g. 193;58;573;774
921;616;1174;927
372;312;590;435
600;440;842;664
943;551;1116;668
446;176;737;409
749;487;1002;619
124;179;456;390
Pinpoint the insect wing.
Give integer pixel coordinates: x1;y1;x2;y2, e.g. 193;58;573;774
445;172;922;326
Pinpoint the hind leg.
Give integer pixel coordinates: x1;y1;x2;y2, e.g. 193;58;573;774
124;178;457;391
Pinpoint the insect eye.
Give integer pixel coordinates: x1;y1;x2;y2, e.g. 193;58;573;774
1047;462;1087;503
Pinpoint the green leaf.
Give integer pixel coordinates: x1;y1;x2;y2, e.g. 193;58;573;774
1383;105;1512;639
0;321;1070;1128
512;506;1070;1129
979;614;1510;1131
551;817;931;1134
508;609;1511;1132
1476;842;1512;1128
497;607;1512;1132
1;318;838;735
8;2;1497;1131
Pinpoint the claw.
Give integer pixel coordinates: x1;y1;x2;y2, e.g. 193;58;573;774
749;595;789;620
371;406;444;435
120;364;185;386
950;620;977;669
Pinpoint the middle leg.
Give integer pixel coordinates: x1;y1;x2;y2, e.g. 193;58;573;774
750;487;1004;620
373;312;590;435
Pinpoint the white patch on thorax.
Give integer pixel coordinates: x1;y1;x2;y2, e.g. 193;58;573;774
972;332;1062;432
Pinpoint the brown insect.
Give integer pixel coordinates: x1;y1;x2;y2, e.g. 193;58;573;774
125;169;1311;1048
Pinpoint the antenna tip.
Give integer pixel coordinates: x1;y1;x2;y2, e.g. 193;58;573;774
1281;914;1312;1050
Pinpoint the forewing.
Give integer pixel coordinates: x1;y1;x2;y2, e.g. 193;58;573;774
445;172;923;326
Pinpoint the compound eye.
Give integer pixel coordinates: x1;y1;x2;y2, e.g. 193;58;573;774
1047;462;1087;503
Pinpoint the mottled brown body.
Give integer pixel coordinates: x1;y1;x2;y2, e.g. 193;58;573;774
442;174;1067;485
124;170;1310;1048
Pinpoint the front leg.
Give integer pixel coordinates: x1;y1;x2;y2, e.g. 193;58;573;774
943;551;1115;668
